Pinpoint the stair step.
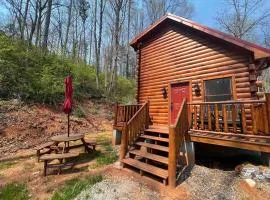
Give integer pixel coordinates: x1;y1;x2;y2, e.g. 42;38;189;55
129;150;168;164
139;135;169;142
136;142;169;152
122;158;168;179
145;128;169;135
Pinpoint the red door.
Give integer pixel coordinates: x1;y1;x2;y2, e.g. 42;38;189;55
170;82;190;125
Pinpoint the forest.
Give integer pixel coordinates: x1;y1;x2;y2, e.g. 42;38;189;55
0;0;270;104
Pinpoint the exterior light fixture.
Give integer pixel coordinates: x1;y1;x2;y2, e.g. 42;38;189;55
162;87;167;99
194;82;201;96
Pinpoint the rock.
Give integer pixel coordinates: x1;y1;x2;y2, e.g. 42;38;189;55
240;165;260;179
113;161;122;169
245;178;256;188
255;174;266;180
262;169;270;180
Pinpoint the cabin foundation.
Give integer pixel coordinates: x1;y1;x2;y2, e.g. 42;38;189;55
261;153;270;167
112;129;121;146
179;140;195;166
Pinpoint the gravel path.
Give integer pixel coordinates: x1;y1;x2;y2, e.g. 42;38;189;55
180;165;245;200
75;177;161;200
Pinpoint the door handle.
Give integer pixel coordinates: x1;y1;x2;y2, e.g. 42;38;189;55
170;103;173;110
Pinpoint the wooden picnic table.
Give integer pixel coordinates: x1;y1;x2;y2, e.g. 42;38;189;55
51;134;95;153
51;134;85;142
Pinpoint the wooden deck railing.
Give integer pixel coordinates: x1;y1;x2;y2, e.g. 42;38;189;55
120;101;149;160
168;98;188;188
188;96;270;135
114;103;142;128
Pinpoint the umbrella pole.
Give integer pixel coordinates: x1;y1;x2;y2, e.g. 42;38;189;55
68;113;70;137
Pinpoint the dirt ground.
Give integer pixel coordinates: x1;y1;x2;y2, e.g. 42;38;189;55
0;99;113;156
1;100;270;200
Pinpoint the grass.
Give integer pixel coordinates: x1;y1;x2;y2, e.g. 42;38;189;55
89;104;99;115
91;145;118;169
95;134;111;147
0;182;29;200
51;174;103;200
74;105;86;118
0;161;15;171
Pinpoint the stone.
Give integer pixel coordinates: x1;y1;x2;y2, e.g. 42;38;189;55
255;174;265;180
113;161;122;169
245;179;256;188
262;170;270;180
240;166;260;178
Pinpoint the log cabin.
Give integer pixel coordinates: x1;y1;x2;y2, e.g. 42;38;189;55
113;13;270;187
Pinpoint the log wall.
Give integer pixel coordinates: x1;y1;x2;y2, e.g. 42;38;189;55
137;22;254;125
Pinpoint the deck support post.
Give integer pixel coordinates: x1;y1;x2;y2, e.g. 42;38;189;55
114;102;118;127
120;125;128;161
265;93;270;134
168;127;176;188
261;152;270;167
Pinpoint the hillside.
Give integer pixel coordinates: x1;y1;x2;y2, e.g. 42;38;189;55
0;99;113;156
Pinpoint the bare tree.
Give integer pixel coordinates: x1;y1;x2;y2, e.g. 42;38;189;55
94;0;106;88
108;0;128;94
215;0;270;40
78;0;90;62
144;0;194;25
63;0;73;55
262;22;270;48
42;0;53;49
125;0;131;78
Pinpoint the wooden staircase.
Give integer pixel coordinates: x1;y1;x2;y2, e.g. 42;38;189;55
118;99;188;187
122;126;169;184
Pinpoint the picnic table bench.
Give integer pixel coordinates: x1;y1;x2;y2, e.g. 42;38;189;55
35;134;97;176
34;141;56;162
39;153;79;176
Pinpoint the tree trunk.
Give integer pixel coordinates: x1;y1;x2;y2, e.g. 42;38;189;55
29;0;39;45
64;0;73;55
125;0;131;78
93;0;99;88
42;0;53;50
21;0;30;40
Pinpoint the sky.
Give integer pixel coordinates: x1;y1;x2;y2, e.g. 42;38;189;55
1;0;270;31
192;0;220;28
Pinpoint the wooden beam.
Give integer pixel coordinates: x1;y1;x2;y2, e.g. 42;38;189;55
207;105;212;131
223;105;228;133
168;127;176;188
190;134;270;153
215;104;220;131
266;93;270;135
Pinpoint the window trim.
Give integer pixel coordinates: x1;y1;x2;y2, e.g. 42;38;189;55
202;74;236;102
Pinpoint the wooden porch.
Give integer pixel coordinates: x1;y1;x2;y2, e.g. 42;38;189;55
113;94;270;187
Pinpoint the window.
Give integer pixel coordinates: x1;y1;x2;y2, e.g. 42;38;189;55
204;77;233;102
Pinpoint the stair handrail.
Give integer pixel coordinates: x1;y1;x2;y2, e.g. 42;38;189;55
168;98;188;188
120;101;149;160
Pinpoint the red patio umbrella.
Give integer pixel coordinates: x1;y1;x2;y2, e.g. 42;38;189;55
63;75;73;137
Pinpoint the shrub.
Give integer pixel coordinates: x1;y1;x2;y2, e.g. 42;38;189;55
0;34;135;105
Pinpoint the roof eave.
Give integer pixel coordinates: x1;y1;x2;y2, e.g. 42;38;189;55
130;13;270;57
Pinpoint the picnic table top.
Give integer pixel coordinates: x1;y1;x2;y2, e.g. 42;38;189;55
51;134;85;142
34;141;55;150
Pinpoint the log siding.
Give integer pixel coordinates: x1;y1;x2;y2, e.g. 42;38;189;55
137;23;253;125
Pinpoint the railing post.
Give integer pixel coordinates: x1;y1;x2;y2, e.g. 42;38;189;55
265;93;270;134
114;102;118;127
145;101;150;128
168;127;176;188
120;124;128;160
